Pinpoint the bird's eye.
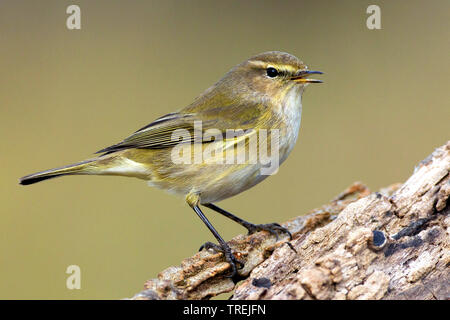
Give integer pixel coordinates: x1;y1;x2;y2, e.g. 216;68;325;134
266;67;279;78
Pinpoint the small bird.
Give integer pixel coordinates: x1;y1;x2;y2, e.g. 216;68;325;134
19;51;322;276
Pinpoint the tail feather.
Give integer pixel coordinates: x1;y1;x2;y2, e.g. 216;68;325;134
19;159;96;186
19;173;66;185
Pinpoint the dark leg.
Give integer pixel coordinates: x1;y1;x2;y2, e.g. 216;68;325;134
191;204;243;277
204;203;292;240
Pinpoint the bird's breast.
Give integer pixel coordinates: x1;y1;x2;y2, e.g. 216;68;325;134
276;87;303;164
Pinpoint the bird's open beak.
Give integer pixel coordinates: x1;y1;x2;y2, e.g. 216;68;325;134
291;70;323;83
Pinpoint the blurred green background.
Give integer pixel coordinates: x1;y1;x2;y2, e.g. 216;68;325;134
0;0;448;299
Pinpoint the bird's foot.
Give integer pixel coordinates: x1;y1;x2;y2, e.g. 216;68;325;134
245;222;292;241
199;241;244;278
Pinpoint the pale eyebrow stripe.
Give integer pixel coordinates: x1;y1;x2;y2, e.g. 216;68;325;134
247;60;298;74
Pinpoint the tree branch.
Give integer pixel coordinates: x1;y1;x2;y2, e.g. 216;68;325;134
130;141;449;300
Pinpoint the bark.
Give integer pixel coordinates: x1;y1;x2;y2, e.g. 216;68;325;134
130;141;450;300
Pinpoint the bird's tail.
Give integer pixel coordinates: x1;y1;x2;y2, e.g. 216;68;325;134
19;158;98;185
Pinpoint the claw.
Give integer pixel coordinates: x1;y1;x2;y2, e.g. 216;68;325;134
246;222;292;240
199;241;221;252
198;241;245;277
285;241;297;253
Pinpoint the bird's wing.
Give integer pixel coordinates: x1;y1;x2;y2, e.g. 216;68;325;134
95;102;267;155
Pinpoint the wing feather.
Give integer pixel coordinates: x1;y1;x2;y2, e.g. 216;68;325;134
96;102;267;155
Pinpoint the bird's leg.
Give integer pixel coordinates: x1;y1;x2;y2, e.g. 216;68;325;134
204;203;292;241
187;194;243;277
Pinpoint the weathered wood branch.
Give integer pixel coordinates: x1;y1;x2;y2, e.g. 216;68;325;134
130;141;449;300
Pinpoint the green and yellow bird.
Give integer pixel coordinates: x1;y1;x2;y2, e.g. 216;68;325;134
19;51;322;276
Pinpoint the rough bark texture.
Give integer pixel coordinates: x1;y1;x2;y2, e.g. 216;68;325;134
130;141;450;300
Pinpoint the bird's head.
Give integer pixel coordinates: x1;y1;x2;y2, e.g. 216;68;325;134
218;51;323;104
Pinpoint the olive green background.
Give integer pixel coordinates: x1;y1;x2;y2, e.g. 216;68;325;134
0;0;448;299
